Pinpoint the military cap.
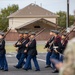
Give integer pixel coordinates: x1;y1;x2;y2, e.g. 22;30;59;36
53;30;60;34
0;32;4;36
50;30;55;32
24;31;29;34
18;31;24;34
31;32;36;35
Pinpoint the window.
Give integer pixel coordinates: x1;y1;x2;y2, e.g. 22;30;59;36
34;26;41;28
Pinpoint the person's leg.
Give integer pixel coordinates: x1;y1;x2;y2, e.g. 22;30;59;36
3;54;8;71
0;54;5;70
28;60;32;70
32;56;40;71
51;53;59;73
16;52;22;60
23;55;31;70
16;53;27;68
59;54;64;62
0;54;3;70
50;53;56;69
45;52;51;68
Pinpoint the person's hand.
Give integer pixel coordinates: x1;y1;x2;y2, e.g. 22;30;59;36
26;44;28;47
17;42;21;45
16;48;18;51
47;48;51;52
55;62;63;70
24;50;27;53
54;50;58;53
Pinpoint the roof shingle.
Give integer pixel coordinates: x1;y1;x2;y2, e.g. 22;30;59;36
8;3;59;18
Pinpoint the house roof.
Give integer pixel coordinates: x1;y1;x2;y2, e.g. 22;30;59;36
8;3;59;18
15;18;60;30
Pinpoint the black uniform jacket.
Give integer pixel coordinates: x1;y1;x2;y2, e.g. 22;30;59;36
60;39;68;54
53;35;62;53
27;39;37;56
15;38;29;53
0;39;6;54
15;38;24;53
45;36;55;49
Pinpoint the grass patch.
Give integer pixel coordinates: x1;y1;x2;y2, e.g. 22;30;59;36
5;44;47;53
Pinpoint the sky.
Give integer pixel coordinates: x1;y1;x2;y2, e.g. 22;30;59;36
0;0;75;15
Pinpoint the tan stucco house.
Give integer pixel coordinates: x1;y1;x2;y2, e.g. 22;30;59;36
7;3;60;41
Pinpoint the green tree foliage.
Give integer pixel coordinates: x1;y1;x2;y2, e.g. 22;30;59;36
0;4;19;31
56;11;74;28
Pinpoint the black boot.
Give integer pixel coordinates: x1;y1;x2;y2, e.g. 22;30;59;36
52;69;59;73
45;65;50;68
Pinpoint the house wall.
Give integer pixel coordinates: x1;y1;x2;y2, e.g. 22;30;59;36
9;17;56;29
5;31;51;41
6;21;55;41
44;18;56;23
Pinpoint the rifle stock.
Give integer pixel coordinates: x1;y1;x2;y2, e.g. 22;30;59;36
14;28;46;46
26;28;46;45
3;27;12;39
0;27;12;42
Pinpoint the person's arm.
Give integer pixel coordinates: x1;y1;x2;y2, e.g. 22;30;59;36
44;41;49;48
62;40;68;50
44;37;54;48
28;40;36;48
23;39;29;48
0;40;5;49
57;38;62;52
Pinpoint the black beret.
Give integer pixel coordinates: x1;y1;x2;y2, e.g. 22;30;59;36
31;32;36;35
24;31;29;34
53;30;60;34
18;31;24;34
50;30;55;32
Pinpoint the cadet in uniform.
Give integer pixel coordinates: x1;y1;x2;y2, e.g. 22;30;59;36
59;38;75;75
23;32;40;71
14;31;24;61
50;30;62;73
53;38;75;75
14;31;32;69
59;33;68;62
0;32;8;71
44;30;55;68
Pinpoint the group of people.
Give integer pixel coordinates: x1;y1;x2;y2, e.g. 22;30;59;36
44;30;68;73
0;29;68;73
14;31;40;71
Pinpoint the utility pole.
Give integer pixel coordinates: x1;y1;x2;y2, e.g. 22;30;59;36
74;10;75;25
66;0;69;28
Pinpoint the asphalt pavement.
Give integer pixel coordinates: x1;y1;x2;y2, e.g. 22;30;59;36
0;53;58;75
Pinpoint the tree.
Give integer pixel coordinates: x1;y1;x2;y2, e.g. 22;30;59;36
0;4;19;31
56;11;74;28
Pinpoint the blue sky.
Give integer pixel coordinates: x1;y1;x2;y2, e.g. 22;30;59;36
0;0;75;15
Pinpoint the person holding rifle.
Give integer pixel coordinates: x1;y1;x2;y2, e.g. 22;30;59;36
50;30;62;73
59;33;68;62
14;31;32;69
14;31;24;61
23;32;40;71
0;32;8;71
44;30;55;68
51;38;75;75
